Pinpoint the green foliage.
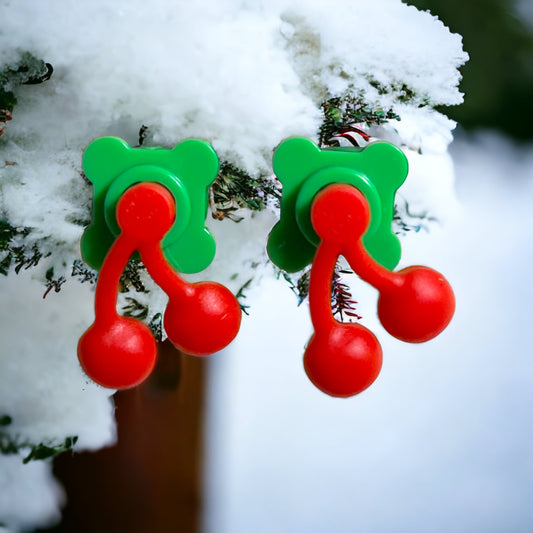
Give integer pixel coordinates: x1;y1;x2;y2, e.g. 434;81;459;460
43;267;66;298
319;95;400;147
119;258;147;292
122;297;164;340
149;312;163;341
0;414;77;463
211;162;281;221
235;278;253;315
278;265;361;321
0;219;44;275
22;436;78;464
122;296;149;321
0;51;53;112
278;267;311;305
71;259;97;284
0;220;145;297
0;54;54;276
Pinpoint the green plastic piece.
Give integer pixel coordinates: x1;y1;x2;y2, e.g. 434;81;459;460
267;137;408;273
81;137;219;274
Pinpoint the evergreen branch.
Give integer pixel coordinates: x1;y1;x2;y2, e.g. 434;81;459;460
0;218;145;296
122;296;149;320
0;52;53;136
122;298;163;340
22;436;78;464
211;162;281;221
0;221;46;276
319;94;400;147
0;415;77;463
119;258;147;292
0;219;31;251
71;259;97;284
0;52;53;110
277;264;361;321
43;267;66;298
278;267;311;305
393;198;436;235
149;313;163;341
0;218;146;299
331;266;362;321
235;278;253;315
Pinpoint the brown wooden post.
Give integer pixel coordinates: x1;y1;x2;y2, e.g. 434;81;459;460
41;340;207;533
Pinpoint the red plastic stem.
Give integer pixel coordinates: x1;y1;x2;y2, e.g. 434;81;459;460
93;234;136;325
343;240;399;292
308;240;340;334
139;241;194;300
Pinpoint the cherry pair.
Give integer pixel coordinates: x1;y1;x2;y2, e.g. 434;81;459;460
78;182;241;389
78;136;455;396
304;184;455;397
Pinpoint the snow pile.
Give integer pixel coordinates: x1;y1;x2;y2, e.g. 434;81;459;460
0;266;116;532
279;0;465;107
0;266;115;449
0;0;466;271
0;0;467;530
0;454;65;532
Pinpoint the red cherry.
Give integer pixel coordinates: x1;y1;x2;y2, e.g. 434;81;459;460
304;323;383;397
164;281;242;356
77;316;157;389
377;266;455;343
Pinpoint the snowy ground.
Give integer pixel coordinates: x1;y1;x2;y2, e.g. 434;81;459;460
204;133;533;533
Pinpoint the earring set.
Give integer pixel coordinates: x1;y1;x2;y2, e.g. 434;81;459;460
78;136;455;397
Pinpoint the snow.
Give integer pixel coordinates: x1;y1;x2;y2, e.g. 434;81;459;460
0;0;468;531
204;132;533;533
0;266;116;449
278;0;467;107
0;0;466;276
0;453;64;533
0;267;116;531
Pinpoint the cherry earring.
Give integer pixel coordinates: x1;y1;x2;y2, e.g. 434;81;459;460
267;138;455;397
78;138;241;389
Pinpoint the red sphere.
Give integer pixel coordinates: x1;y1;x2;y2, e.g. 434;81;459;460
164;281;242;356
304;323;383;397
378;266;455;343
78;316;157;389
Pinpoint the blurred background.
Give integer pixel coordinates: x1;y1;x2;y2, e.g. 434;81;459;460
38;1;533;532
410;0;533;141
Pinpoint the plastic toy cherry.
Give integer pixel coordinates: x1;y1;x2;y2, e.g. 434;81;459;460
304;185;383;397
304;184;455;396
78;182;241;389
267;137;455;397
305;184;454;397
